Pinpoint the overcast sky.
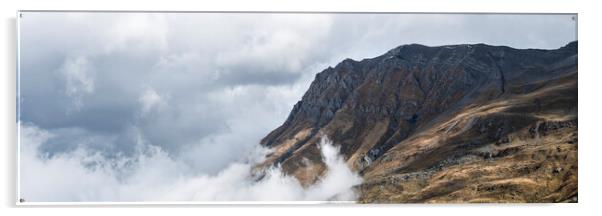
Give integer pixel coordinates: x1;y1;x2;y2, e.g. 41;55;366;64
17;12;576;201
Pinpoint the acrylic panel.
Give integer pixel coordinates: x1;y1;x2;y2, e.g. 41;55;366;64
16;12;578;204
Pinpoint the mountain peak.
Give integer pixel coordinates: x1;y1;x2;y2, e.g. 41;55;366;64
258;42;577;202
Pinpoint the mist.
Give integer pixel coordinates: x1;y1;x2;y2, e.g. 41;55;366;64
19;123;362;202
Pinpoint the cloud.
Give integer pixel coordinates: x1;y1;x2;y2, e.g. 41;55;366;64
214;14;333;86
58;55;95;111
19;124;361;202
103;14;168;53
138;88;167;116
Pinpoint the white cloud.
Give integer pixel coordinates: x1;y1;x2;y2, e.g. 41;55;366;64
103;14;169;53
215;14;333;75
138;88;167;116
58;56;95;111
19;123;362;202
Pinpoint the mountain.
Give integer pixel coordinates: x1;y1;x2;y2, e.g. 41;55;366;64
258;41;578;203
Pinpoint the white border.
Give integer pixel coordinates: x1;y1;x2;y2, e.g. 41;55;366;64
15;11;21;207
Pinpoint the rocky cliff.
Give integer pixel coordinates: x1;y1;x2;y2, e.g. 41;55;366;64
259;42;578;203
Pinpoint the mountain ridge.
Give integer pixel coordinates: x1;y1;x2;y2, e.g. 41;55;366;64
258;41;577;202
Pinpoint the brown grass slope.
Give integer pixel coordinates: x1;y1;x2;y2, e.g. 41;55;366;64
357;71;577;203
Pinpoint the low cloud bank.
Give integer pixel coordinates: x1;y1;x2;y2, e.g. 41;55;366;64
19;123;362;202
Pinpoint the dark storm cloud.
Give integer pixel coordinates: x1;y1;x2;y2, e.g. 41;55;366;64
18;12;576;174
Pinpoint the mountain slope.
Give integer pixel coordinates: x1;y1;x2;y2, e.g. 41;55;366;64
258;42;577;202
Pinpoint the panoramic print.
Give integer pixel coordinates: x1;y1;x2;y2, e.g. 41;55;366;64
17;12;577;203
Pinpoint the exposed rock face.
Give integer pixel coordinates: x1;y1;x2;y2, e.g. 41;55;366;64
259;42;577;202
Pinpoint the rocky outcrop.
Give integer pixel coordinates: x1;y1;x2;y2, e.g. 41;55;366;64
258;41;577;202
